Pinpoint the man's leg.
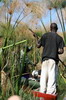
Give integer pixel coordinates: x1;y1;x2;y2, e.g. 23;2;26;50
46;59;57;94
40;61;48;93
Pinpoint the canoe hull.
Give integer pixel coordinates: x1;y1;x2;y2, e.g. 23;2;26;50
32;90;57;100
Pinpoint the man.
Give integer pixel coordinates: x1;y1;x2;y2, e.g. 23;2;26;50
37;23;65;94
8;95;21;100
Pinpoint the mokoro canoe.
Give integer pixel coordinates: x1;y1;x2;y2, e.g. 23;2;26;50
32;90;57;100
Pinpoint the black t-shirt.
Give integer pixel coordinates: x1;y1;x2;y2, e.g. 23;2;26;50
38;32;65;63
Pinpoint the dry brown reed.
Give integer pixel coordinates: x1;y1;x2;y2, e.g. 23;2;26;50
25;1;47;18
1;70;7;95
44;0;65;9
15;22;34;41
62;8;66;20
8;0;22;15
0;6;7;22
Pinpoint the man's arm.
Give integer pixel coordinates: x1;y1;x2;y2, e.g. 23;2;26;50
36;34;45;48
57;36;65;54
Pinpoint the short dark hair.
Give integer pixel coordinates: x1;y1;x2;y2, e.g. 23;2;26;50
50;23;58;31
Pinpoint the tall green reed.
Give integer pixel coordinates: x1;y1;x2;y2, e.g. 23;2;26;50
1;40;27;98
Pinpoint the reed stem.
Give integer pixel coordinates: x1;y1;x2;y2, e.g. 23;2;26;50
40;19;47;32
50;9;52;25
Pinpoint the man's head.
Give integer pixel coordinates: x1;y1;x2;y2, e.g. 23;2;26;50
50;23;58;32
8;95;21;100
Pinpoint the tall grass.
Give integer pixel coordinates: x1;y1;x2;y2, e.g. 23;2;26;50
1;40;28;98
57;67;66;100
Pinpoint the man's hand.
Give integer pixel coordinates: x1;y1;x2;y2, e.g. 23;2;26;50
58;48;64;54
36;39;41;48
